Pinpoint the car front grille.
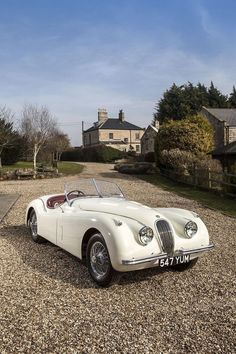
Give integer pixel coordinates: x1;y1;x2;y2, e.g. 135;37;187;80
156;219;174;255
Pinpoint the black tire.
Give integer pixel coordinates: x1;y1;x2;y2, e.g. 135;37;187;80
28;209;46;244
172;257;198;272
86;233;118;287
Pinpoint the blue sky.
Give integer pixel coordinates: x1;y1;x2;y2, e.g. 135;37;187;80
0;0;235;145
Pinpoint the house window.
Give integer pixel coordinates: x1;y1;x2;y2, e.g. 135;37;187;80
109;133;113;139
136;145;140;152
89;134;91;145
124;138;128;143
135;133;140;140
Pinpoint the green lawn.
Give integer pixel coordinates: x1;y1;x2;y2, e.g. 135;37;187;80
0;161;84;175
57;162;84;175
138;174;236;218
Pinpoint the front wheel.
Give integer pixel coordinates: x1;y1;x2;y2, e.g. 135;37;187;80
28;209;45;244
172;257;198;271
86;233;117;287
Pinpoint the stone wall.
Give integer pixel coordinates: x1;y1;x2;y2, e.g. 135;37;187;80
83;129;99;146
201;108;226;148
99;129;144;152
141;126;158;154
228;126;236;144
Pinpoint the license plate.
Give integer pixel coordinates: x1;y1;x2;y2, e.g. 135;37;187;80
155;254;190;267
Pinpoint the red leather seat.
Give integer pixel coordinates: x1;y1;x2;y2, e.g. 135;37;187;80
47;195;65;209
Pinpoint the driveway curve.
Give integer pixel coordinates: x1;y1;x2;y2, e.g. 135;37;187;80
0;162;235;353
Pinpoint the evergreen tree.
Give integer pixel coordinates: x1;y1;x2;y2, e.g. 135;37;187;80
228;86;236;108
0;107;22;167
154;81;230;125
155;83;191;124
207;81;228;108
196;83;209;107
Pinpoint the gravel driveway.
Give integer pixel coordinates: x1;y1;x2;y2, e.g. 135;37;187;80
0;163;235;354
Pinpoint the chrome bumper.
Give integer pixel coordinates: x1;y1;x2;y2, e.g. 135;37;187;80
121;244;214;266
175;244;214;255
122;253;168;265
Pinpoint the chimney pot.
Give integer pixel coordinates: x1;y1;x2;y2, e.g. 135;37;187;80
119;109;125;122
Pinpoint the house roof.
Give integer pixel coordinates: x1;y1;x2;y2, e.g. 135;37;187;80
141;125;158;140
213;140;236;156
203;107;236;126
84;118;144;133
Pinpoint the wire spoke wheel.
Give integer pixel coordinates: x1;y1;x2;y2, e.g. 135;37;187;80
86;233;119;286
29;212;38;238
90;241;109;279
28;209;45;243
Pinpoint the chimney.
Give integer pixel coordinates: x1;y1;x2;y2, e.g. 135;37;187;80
98;108;108;124
119;109;125;122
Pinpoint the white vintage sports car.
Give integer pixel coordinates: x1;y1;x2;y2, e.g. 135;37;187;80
26;179;214;286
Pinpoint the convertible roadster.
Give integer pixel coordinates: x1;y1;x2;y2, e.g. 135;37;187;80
26;179;214;286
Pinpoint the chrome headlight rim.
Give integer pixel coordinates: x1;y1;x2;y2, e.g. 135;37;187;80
138;226;154;245
185;221;198;238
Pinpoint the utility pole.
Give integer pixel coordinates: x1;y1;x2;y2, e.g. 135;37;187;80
82;121;84;147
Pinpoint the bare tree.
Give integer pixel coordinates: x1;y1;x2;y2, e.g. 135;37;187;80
50;130;70;160
38;129;70;163
21;104;57;170
0;107;17;168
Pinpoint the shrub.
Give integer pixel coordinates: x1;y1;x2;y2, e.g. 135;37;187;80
61;145;124;163
159;149;224;188
155;115;214;165
117;162;154;175
160;149;197;174
194;157;223;188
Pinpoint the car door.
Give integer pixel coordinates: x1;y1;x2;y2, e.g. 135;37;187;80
37;207;61;245
57;204;83;258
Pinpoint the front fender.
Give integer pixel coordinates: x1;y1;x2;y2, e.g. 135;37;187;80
89;214;162;271
25;199;46;226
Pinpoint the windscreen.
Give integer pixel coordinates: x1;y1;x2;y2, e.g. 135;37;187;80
64;179;124;198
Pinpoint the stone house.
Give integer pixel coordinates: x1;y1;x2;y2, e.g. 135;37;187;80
83;109;145;153
141;122;159;155
201;107;236;149
212;140;236;170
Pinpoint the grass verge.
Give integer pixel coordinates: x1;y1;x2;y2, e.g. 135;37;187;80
0;161;84;175
138;174;236;218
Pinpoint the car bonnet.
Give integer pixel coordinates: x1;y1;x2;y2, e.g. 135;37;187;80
74;197;158;223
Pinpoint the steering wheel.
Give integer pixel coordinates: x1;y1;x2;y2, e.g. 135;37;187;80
67;190;85;200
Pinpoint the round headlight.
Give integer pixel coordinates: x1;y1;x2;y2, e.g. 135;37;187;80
185;221;198;238
139;226;154;245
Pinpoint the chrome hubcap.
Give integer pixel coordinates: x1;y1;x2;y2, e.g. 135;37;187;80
29;213;37;237
90;241;109;279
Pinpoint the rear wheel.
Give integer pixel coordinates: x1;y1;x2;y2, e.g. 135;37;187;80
172;257;198;271
28;209;45;244
86;233;118;287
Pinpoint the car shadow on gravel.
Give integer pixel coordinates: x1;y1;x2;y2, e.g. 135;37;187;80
1;225;172;289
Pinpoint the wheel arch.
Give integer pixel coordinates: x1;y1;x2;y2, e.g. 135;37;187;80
26;207;35;226
81;228;101;262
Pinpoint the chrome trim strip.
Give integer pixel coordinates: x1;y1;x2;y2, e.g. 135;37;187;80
175;244;214;255
122;253;168;265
